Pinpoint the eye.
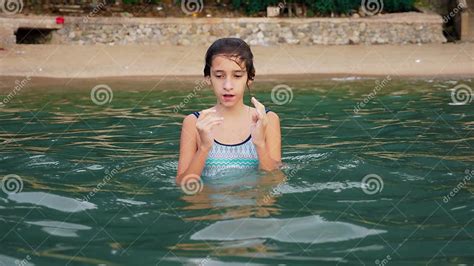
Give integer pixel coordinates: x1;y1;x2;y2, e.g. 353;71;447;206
234;75;243;78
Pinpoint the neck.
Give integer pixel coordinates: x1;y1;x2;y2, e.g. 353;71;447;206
215;101;247;117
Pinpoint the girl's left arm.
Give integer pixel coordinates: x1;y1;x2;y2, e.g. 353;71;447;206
255;111;282;171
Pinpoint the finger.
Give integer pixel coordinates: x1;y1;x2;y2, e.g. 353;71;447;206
202;116;224;127
251;96;261;108
251;96;264;108
204;116;224;123
197;116;221;132
199;110;215;119
251;97;265;115
199;111;221;124
197;118;221;132
252;113;258;123
198;113;215;123
199;108;217;120
207;120;223;130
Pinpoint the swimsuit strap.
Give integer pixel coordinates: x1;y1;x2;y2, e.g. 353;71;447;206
192;111;200;118
192;108;271;118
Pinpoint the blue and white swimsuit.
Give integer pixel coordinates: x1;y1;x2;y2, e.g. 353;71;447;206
192;109;270;177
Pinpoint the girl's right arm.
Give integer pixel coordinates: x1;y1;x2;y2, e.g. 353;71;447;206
176;109;222;184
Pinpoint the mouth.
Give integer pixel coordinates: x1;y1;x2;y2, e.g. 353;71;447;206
222;94;235;101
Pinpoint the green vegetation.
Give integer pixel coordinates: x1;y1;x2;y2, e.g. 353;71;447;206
229;0;414;15
20;0;416;17
122;0;161;4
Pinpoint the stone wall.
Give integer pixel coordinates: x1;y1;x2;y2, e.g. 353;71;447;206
1;12;447;46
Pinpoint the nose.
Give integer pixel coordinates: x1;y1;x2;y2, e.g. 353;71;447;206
223;78;233;91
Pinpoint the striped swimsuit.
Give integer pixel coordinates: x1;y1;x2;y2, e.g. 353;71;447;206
192;109;270;177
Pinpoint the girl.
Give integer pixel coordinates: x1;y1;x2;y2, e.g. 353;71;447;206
176;38;281;184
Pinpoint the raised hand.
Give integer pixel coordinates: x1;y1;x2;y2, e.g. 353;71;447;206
250;97;268;147
195;108;223;151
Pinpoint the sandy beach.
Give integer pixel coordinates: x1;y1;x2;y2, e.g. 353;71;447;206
0;43;473;83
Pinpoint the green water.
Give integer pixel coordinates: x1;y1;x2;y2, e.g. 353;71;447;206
0;78;473;265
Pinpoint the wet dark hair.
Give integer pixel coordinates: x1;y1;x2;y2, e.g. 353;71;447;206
203;38;256;82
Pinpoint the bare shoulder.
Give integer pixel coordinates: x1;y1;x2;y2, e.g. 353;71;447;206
267;112;280;130
183;113;198;123
266;111;279;120
264;107;280;123
181;114;199;144
182;114;198;130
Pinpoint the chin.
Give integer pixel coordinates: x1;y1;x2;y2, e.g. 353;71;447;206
220;101;236;107
219;96;242;107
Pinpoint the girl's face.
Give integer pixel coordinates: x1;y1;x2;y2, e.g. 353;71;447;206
207;55;251;107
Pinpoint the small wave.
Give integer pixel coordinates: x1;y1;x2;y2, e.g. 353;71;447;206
9;192;97;213
0;254;34;266
331;77;363;81
26;220;91;238
191;215;386;244
116;198;146;206
274;181;362;195
86;164;105;170
284;152;329;162
27;161;60;167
